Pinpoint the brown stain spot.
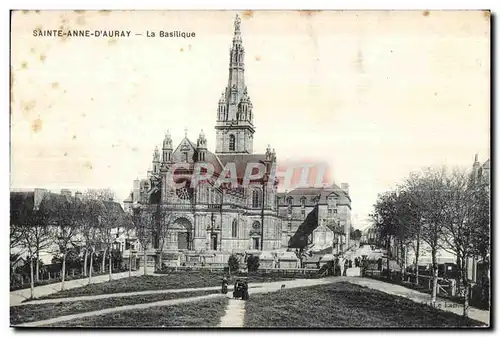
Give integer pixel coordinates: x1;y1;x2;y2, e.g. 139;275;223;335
91;97;94;101
72;135;77;140
63;89;67;94
255;55;261;61
35;24;43;31
241;10;254;19
298;10;321;17
30;47;36;54
76;16;86;26
108;38;117;46
188;44;192;51
35;10;40;14
82;113;86;117
74;10;85;14
21;10;30;14
51;82;59;89
423;10;430;17
180;47;184;52
23;100;36;113
483;10;490;20
99;10;111;15
31;118;43;133
83;161;93;170
39;54;46;63
64;152;68;157
21;61;28;69
131;147;138;152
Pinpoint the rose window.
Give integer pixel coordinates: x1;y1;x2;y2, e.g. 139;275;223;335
176;187;193;200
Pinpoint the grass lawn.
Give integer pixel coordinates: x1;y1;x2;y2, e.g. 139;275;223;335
38;273;292;299
11;289;220;325
47;297;229;327
244;282;485;328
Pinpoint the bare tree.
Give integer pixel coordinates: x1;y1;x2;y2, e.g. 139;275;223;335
51;195;82;291
12;196;54;298
132;207;152;276
440;168;490;317
80;198;104;284
155;205;174;270
417;167;448;307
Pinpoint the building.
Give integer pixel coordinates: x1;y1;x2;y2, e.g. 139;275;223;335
123;15;353;265
277;185;352;254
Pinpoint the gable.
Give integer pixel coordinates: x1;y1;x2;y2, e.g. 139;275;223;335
172;138;197;163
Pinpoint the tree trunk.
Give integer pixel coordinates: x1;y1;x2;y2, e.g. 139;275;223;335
400;242;405;282
108;248;112;281
83;250;88;277
29;256;35;299
415;236;420;285
35;251;40;282
386;238;391;280
460;257;469;317
88;251;93;285
456;255;462;291
128;253;132;278
431;247;438;307
61;252;67;291
143;248;148;276
101;248;106;273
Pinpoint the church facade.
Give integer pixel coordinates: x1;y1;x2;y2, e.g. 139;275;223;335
123;15;352;264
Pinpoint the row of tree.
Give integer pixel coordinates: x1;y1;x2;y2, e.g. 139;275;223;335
371;166;490;317
10;189;133;299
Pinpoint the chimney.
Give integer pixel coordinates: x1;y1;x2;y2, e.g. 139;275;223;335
75;191;82;201
340;183;349;194
60;189;72;198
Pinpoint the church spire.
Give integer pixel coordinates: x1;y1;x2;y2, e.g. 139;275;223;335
215;14;255;155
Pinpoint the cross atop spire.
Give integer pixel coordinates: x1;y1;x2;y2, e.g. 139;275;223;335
184;127;188;137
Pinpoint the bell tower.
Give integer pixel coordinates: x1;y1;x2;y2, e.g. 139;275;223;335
215;14;255;154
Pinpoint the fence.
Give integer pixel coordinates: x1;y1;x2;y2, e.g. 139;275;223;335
363;269;457;297
157;264;322;278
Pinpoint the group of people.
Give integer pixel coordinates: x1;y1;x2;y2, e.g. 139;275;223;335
336;256;364;276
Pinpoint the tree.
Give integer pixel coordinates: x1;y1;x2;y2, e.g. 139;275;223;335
439;168;490;317
417;167;449;307
372;191;400;278
132;207;152;276
228;254;240;274
350;229;362;241
11;194;55;298
80;198;104;284
403;172;427;285
154;205;174;271
50;194;82;291
247;255;260;273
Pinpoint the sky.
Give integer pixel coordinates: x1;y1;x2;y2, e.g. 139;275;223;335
10;10;490;229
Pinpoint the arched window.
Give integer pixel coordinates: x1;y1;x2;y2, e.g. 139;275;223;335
232;219;238;238
252;189;261;208
229;134;236;151
300;197;306;207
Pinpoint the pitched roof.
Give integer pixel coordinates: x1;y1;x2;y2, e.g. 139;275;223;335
482;158;490;169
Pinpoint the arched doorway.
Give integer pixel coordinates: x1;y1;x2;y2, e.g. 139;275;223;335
168;217;193;251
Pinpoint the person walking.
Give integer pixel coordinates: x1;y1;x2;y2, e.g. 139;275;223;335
343;259;349;276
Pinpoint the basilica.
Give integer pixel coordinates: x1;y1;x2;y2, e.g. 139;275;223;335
123;14;352;266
